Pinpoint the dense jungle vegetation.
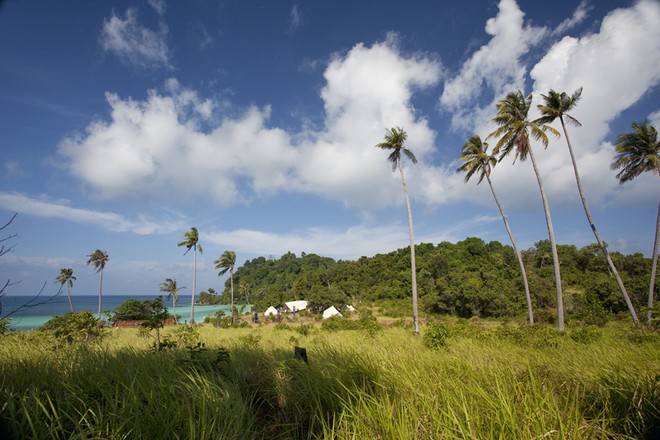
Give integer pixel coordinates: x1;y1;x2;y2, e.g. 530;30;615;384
200;237;655;326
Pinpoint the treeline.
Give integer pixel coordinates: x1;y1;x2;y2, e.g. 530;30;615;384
210;238;655;325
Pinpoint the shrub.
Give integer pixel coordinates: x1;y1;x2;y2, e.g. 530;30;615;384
423;322;450;349
568;325;602;344
40;311;105;344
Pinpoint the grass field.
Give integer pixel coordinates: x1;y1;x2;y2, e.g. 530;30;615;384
0;318;658;439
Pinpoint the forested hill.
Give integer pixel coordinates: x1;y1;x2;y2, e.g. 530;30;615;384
206;238;654;323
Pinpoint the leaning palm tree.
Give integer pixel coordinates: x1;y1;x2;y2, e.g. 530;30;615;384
488;91;566;331
457;135;534;325
376;126;420;335
177;227;202;324
612;122;660;325
55;267;76;313
537;88;640;328
215;250;236;323
86;249;109;320
159;278;184;324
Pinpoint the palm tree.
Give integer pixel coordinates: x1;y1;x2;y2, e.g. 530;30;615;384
215;250;236;323
86;249;109;320
488;91;566;331
177;227;202;324
537;88;640;328
159;278;184;324
457;135;534;325
55;267;76;313
239;281;251;305
376;127;420;335
612;122;660;325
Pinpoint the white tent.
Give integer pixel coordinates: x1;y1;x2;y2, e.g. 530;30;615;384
323;306;343;319
342;304;356;312
284;300;308;312
264;306;278;316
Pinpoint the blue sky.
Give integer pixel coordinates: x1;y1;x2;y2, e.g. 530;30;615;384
1;0;659;298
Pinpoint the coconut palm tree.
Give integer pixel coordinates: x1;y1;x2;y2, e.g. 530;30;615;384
457;135;534;325
86;249;109;320
488;91;566;331
537;88;640;327
177;227;202;324
55;267;76;313
159;278;184;324
215;250;236;323
239;281;251;305
376;126;420;335
612;122;660;325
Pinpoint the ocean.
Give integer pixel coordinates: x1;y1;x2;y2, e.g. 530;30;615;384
1;294;242;330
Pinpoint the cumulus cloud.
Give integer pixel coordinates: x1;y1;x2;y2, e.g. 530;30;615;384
0;192;185;234
439;0;547;130
100;8;171;69
59;38;442;210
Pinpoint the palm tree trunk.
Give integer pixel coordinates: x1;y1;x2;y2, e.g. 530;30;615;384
486;175;534;325
399;164;420;335
648;198;660;324
190;248;196;324
172;296;178;324
67;285;74;313
230;270;234;324
560;118;640;327
527;146;564;331
97;269;104;320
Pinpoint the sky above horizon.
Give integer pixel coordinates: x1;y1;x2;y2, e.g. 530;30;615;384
1;0;659;299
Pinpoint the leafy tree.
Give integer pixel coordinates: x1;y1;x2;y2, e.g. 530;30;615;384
139;297;171;349
375;127;421;335
215;250;236;322
537;88;640;328
612;122;660;324
159;278;183;324
177;227;202;324
239;281;251;305
41;311;105;344
488;91;565;331
56;267;76;313
457;134;534;324
86;249;109;320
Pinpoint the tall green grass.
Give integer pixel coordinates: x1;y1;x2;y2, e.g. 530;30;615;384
1;321;658;439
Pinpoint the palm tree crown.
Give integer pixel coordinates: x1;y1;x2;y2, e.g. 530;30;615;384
376;126;418;170
159;278;183;324
457;135;497;184
490;91;560;162
535;88;583;128
612;122;660;182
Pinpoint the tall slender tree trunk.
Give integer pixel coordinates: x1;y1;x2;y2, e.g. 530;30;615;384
97;269;104;320
559;118;640;327
190;248;196;324
67;285;74;313
172;296;178;324
527;147;564;331
486;175;534;325
230;270;234;324
648;198;660;324
399;164;420;335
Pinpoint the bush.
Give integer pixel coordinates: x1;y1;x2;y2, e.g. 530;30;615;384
423;322;450;349
40;311;105;344
568;325;602;344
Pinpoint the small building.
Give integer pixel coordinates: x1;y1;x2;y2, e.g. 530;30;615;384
264;306;278;316
322;306;343;319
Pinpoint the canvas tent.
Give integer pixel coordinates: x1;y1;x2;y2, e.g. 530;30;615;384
322;306;343;319
264;306;278;316
283;300;308;312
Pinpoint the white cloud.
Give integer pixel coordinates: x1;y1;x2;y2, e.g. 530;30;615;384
147;0;166;16
60;38;442;210
0;192;185;235
552;0;590;36
100;8;171;69
439;0;547;130
288;5;303;33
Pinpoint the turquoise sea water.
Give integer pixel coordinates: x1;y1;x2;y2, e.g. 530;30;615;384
1;294;244;330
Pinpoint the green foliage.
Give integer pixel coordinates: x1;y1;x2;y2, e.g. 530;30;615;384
568;325;602;344
112;297;171;323
0;317;10;335
423;322;450;349
40;311;105;344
